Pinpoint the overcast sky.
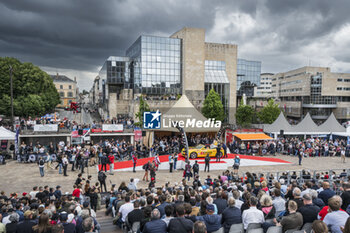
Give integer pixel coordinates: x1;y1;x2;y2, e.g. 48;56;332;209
1;0;350;91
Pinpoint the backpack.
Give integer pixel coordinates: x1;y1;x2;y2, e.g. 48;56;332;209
39;160;44;166
193;163;199;172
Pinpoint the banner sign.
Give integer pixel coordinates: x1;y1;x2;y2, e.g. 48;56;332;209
34;124;58;132
1;140;8;150
134;130;142;141
15;127;19;160
102;124;123;132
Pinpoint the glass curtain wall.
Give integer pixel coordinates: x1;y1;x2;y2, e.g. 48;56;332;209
237;59;261;90
126;35;182;95
204;60;229;121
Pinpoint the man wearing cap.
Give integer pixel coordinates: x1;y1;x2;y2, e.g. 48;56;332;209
16;210;36;233
297;193;320;224
196;204;221;233
59;212;76;233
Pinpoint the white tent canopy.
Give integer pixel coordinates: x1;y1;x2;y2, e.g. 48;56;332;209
264;112;346;135
318;113;346;133
263;112;292;133
290;113;322;133
153;95;220;132
0;127;16;140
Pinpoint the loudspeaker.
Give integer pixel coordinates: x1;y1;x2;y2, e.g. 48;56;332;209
142;131;146;136
280;130;284;136
78;129;83;135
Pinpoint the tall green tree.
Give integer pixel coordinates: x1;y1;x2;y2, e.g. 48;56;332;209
235;99;255;127
135;96;150;127
0;57;60;117
258;99;281;124
202;89;225;121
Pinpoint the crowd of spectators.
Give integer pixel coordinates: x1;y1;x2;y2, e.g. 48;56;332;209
228;137;350;159
104;169;350;233
0;174;104;233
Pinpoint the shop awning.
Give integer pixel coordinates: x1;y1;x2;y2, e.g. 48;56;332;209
233;133;273;141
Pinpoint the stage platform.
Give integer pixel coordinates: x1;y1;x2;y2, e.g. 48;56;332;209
98;153;291;172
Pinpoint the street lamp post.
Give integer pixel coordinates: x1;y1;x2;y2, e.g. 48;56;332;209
9;65;14;129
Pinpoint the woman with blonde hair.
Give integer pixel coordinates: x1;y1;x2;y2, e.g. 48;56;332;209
259;194;276;220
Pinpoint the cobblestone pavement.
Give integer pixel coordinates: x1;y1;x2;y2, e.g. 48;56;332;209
0;155;348;194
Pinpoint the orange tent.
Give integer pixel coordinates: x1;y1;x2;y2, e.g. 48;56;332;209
233;133;273;141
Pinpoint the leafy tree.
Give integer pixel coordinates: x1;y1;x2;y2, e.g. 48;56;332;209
258;99;281;124
81;90;89;95
0;57;60;117
235;99;255;127
135;96;150;127
202;89;225;121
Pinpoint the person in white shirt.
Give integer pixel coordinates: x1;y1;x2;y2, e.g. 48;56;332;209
127;178;139;191
62;155;69;176
118;196;134;223
242;196;265;229
29;187;39;199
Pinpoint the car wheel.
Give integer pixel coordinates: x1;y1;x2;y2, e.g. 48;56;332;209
190;152;197;159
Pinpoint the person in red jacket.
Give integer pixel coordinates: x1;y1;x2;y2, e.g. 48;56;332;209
132;153;137;173
108;154;114;175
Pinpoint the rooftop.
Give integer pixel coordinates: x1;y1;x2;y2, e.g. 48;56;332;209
50;74;76;83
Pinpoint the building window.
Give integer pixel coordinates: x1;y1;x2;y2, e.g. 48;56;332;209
68;92;73;97
337;87;342;91
60;85;63;89
59;92;64;97
69;85;72;89
338;78;343;82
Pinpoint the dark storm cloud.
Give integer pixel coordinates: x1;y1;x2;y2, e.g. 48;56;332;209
1;0;350;89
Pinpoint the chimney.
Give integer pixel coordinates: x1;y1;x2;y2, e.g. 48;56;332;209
74;76;76;82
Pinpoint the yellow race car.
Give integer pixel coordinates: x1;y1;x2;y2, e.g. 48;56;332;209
182;144;224;159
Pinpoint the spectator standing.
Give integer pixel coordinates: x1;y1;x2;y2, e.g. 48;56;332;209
98;171;107;193
142;161;150;182
62;155;69;176
204;154;210;172
38;157;45;177
169;154;174;173
132;152;137;173
108;154;114;175
193;160;199;177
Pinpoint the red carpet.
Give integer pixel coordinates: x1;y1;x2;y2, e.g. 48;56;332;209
98;153;290;170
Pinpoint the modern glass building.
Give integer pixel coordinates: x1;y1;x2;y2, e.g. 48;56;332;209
99;56;130;102
96;27;238;123
126;35;182;95
237;59;261;90
204;60;229;118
